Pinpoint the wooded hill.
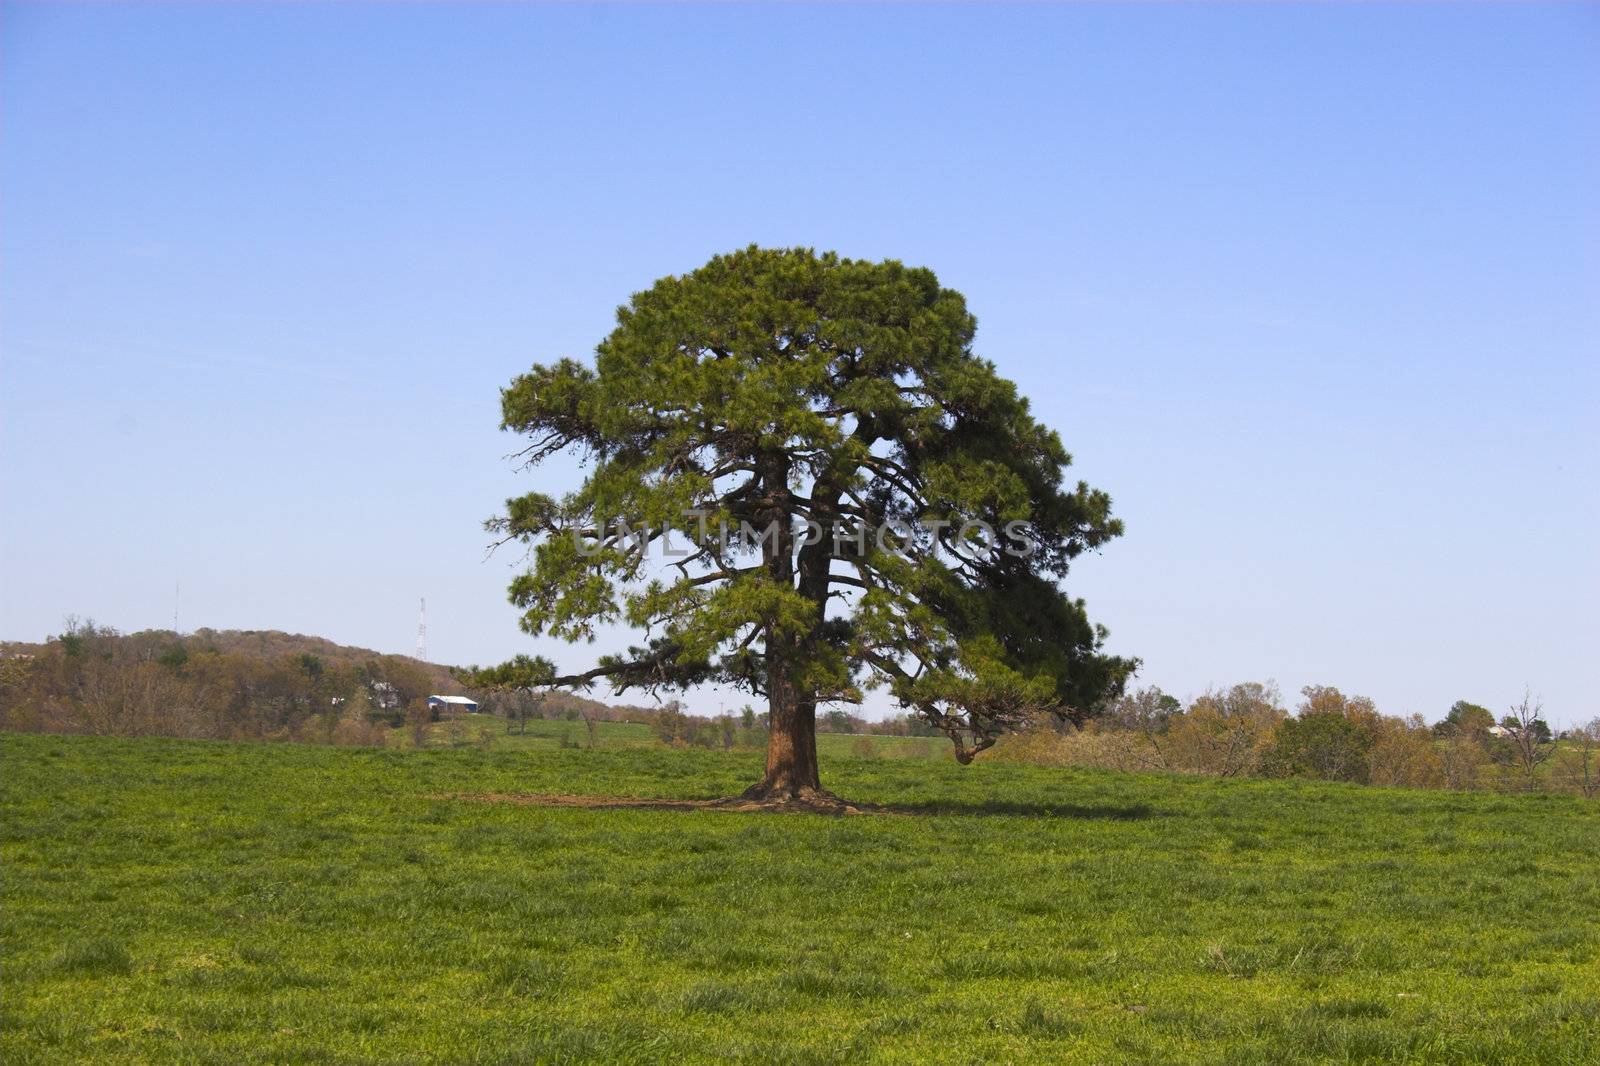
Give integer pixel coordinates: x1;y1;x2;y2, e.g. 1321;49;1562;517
0;623;644;742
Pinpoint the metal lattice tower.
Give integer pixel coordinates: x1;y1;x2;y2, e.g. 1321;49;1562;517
415;597;428;662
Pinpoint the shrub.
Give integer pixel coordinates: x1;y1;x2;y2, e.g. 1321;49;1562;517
1264;711;1374;783
1367;714;1445;788
1162;684;1285;777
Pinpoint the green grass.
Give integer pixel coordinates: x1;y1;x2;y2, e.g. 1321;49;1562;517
2;732;1597;1064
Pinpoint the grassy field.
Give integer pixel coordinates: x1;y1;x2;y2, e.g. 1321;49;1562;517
2;732;1597;1064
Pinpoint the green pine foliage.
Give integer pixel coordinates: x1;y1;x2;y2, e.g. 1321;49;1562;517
489;247;1134;781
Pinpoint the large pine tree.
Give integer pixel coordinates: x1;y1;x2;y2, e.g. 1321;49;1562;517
486;247;1134;805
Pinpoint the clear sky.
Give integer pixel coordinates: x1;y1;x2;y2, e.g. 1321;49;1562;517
2;3;1596;726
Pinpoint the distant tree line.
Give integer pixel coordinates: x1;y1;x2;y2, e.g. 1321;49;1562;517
3;624;1593;798
994;683;1598;797
0;621;447;745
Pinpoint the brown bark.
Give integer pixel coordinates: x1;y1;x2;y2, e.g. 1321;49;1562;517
744;647;822;799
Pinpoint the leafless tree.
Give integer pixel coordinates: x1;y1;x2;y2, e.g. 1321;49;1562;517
505;688;549;735
1439;729;1487;790
1105;687;1180;771
1503;690;1556;791
1555;718;1600;799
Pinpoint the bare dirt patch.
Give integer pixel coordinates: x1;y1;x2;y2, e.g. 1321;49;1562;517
443;792;896;816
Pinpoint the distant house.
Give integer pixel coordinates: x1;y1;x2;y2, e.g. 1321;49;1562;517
1487;725;1514;738
427;694;480;714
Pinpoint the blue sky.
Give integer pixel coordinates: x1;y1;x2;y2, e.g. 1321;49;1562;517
2;3;1596;725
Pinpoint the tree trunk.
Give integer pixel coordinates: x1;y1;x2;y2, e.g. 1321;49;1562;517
737;450;837;806
757;697;821;797
742;639;823;799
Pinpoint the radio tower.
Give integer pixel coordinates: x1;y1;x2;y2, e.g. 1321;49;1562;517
415;598;428;662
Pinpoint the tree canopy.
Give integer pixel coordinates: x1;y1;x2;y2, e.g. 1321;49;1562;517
1435;699;1496;738
486;247;1134;801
